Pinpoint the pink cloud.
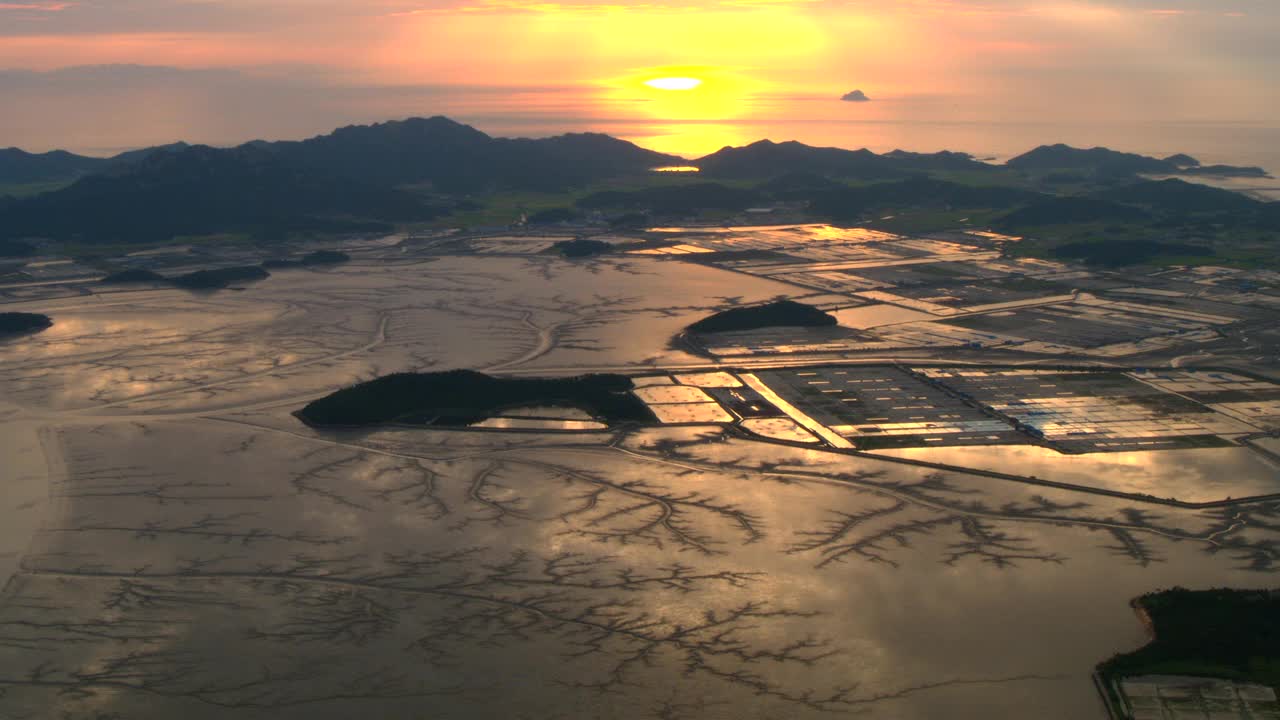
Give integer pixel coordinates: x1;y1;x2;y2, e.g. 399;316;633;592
0;1;74;9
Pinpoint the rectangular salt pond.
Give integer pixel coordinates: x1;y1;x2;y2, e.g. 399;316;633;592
648;403;735;424
867;444;1280;503
634;385;715;404
831;304;938;329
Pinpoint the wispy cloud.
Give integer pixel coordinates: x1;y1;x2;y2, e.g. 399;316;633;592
386;0;819;15
0;1;74;10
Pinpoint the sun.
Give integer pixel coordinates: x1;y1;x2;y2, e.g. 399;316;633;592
643;77;703;91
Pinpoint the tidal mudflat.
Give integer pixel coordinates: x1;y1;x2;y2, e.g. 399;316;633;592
870;444;1280;503
0;249;1277;719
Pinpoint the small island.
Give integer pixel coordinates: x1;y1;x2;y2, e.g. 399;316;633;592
296;369;656;428
0;312;52;337
687;300;838;334
261;250;351;269
551;238;613;258
1097;587;1280;719
171;265;271;290
100;268;167;284
1179;164;1271;178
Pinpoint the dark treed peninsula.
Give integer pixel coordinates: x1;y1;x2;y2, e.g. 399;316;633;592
296;370;657;427
170;266;270;290
0;312;52;337
100;268;167;284
551;238;614;258
102;266;268;289
1099;588;1280;694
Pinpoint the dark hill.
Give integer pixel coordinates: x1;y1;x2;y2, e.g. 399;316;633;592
1180;165;1270;178
687;300;837;334
1007;144;1269;180
696;140;908;180
810;178;1041;221
1007;144;1175;175
491;133;682;191
1098;178;1260;214
695;140;996;180
996;196;1150;229
1163;153;1200;167
881;149;993;173
272;116;493;192
0;117;683;242
0;148;105;185
0;144;436;243
0;312;52;337
1052;239;1214;266
276;117;680;192
552;238;612;258
296;370;655;427
758;172;847;200
0;142;193;187
1099;587;1280;690
171;265;270;290
108;142;192;167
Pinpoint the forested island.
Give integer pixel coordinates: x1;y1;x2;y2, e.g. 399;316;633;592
102;253;345;288
261;250;351;269
687;300;837;334
296;369;656;427
551;238;613;258
102;265;269;289
1099;587;1280;688
170;266;271;290
0;312;52;337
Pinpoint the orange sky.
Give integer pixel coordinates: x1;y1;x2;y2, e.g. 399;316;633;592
1;1;1276;157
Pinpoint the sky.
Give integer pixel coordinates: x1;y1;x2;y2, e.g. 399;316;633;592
2;0;1278;160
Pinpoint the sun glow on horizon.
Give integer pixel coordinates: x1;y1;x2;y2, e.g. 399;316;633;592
643;76;703;91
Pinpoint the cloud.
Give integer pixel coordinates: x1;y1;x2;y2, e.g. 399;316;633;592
840;89;870;102
0;2;73;9
0;64;599;154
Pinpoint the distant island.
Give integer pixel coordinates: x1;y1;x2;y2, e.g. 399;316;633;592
1006;144;1269;179
1097;587;1280;716
0;312;52;337
296;369;656;428
551;238;613;258
1178;164;1270;178
100;268;167;284
102;265;271;290
170;266;270;290
103;254;344;288
687;300;838;334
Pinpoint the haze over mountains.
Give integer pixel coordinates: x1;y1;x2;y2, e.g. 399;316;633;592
0;116;1274;252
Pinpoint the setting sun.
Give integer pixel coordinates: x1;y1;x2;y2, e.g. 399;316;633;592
643;77;703;91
